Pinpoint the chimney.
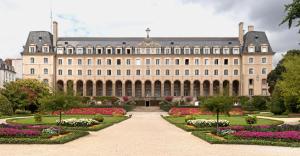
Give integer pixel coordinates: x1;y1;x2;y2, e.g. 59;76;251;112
239;22;244;45
53;21;58;47
248;25;254;32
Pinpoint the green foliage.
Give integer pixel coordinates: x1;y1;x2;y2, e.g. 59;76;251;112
0;79;50;112
269;88;286;115
202;96;233;115
281;0;300;33
34;114;42;122
185;115;195;123
93;114;104;122
159;101;173;111
245;115;257;125
0;94;13;115
15;109;31;115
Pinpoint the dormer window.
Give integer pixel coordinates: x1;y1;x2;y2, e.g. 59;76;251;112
233;48;240;54
96;48;102;54
29;45;36;53
213;48;220;54
67;48;73;54
146;48;151;54
42;46;49;53
174;48;181;54
116;48;122;54
261;46;268;52
248;46;255;53
57;47;64;54
135;48;141;54
77;48;83;54
126;48;132;54
223;48;230;54
194;48;200;54
203;48;210;54
106;48;112;54
165;48;171;54
156;48;161;54
184;48;190;54
87;48;93;54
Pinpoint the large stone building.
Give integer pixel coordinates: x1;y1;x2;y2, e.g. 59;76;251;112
0;59;16;88
5;58;23;80
22;22;273;100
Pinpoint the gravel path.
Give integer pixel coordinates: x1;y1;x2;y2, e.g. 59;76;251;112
257;116;300;125
0;112;300;156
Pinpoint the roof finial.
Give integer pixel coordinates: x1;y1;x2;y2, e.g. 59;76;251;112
146;28;151;38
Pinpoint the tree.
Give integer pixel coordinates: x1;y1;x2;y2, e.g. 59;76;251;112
281;0;300;32
277;53;300;112
0;94;13;115
267;50;300;94
0;79;50;112
202;96;233;135
40;91;82;127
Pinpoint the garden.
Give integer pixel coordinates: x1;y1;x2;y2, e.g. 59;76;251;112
0;79;131;144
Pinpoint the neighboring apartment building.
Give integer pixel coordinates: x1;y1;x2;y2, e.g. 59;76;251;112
22;22;273;99
0;59;16;88
5;58;23;80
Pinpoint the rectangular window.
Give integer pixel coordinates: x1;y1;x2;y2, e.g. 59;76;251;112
262;68;267;75
117;59;121;65
68;70;72;75
127;70;131;75
234;59;239;65
213;48;220;54
248;57;254;64
166;70;170;75
175;70;179;75
214;59;219;65
58;69;62;75
44;58;48;64
249;79;254;85
106;48;112;54
185;70;189;75
248;46;255;53
97;48;102;54
107;70;112;75
126;59;131;65
214;69;218;75
261;46;268;52
136;70;141;76
146;59;151;65
233;48;240;54
58;59;62;65
223;48;229;54
156;59;160;65
205;69;209;75
43;46;49;53
165;48;171;54
44;68;48;75
87;70;92;75
78;70;82;76
195;59;200;65
234;69;239;76
146;48;151;54
78;59;82;65
136;59;141;65
146;70;150;75
87;59;92;65
165;59;170;65
77;48;83;54
97;59;101;65
156;70;160;75
195;69;199;75
156;48;161;54
87;48;93;54
249;89;254;96
116;48;122;54
194;48;200;54
224;69;228;76
262;57;267;64
175;48;180;54
204;59;209;65
30;68;35;75
249;68;254;75
224;59;229;65
117;70;121;76
204;48;210;54
107;59;112;65
97;70;101;75
184;48;190;54
175;59;180;65
185;59;189;65
30;57;35;64
126;48;131;54
68;59;72;65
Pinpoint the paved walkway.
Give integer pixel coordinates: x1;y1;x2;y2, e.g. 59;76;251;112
257;116;300;125
1;112;300;156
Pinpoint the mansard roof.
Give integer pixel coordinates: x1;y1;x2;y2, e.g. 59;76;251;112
24;31;53;52
243;31;273;53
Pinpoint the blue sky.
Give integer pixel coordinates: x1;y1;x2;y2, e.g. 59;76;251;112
0;0;298;65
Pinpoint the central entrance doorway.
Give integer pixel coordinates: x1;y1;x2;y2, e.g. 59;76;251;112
145;100;150;107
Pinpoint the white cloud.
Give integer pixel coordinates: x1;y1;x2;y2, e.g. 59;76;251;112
0;0;298;61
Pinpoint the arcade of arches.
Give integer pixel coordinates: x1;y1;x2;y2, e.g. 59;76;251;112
56;80;240;97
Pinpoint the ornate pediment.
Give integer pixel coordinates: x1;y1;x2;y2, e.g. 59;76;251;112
137;39;161;48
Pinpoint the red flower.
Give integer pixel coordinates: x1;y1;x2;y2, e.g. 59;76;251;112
53;108;126;115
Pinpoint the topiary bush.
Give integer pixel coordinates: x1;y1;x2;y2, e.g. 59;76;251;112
164;96;173;102
245;115;257;125
0;94;13;115
93;114;104;122
34;114;42;123
159;101;173;111
252;96;269;110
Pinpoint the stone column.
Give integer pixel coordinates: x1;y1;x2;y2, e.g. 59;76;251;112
229;82;233;96
103;82;106;96
93;81;96;97
151;82;155;97
210;82;213;96
132;83;135;97
190;82;194;97
63;81;67;93
171;83;174;97
73;82;77;95
200;82;203;96
122;82;126;97
112;82;115;96
220;83;224;96
161;83;164;97
83;82;86;96
181;82;184;97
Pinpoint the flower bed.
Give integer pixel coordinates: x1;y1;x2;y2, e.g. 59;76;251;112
187;119;230;127
57;118;99;127
168;107;243;116
233;131;300;141
53;108;126;115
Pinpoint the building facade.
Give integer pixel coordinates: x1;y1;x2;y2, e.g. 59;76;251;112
22;22;273;99
0;59;16;88
5;58;23;80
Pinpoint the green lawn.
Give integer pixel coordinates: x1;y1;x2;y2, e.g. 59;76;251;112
7;115;127;125
165;115;283;126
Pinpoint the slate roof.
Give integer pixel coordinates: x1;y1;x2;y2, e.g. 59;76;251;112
243;31;273;52
0;59;15;72
24;31;53;52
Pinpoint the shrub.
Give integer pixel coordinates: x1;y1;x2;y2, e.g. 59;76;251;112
185;115;195;123
57;118;99;127
122;96;129;102
185;96;193;102
93;114;104;122
0;94;13;115
159;101;173;112
252;96;269;110
15;109;31;115
245;115;257;125
187;119;230;127
112;112;124;117
164;96;173;102
34;114;42;123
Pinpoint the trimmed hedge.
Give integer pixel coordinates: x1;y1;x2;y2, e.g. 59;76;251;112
0;131;89;144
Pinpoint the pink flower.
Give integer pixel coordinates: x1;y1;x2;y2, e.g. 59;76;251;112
233;131;300;141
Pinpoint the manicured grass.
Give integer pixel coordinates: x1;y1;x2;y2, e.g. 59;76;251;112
6;115;129;131
0;114;33;119
192;131;300;147
165;115;283;126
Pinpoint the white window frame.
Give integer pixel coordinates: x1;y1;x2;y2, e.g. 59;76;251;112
96;47;102;54
248;57;254;64
77;48;83;54
86;48;93;54
156;48;161;54
126;48;132;54
42;46;49;53
248;46;255;53
223;48;230;54
233;69;239;76
203;48;210;54
204;58;210;65
233;48;240;54
106;48;112;54
194;48;200;54
262;68;267;75
261;46;268;53
233;58;239;65
184;48;190;54
165;48;171;54
29;45;36;53
67;48;74;54
261;57;267;64
213;48;220;54
116;48;122;54
174;48;181;54
136;58;141;66
249;68;254;75
57;47;64;54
